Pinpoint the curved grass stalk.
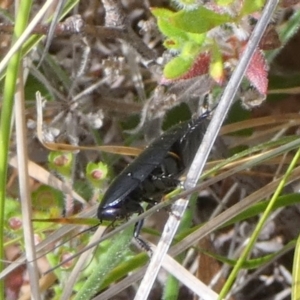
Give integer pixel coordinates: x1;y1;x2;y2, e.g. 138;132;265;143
218;147;300;299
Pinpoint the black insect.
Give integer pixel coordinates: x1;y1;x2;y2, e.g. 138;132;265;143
97;112;210;247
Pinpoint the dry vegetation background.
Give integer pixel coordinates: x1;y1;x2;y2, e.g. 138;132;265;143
2;0;300;299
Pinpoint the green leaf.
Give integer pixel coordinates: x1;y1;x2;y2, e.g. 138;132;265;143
151;7;174;19
170;7;232;34
151;7;189;47
209;44;224;83
163;56;194;79
100;253;148;290
186;32;206;45
240;0;266;17
5;198;21;219
152;7;206;49
181;41;201;58
215;0;235;5
25;74;51;101
157;18;188;41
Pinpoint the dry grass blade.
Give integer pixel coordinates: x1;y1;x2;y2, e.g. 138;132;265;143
14;68;41;299
9;156;86;204
0;0;54;75
38;0;67;67
36;92;143;156
159;245;219;300
134;198;189;300
18;272;57;300
220;113;300;135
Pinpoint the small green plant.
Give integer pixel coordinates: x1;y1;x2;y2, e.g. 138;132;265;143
152;0;269;98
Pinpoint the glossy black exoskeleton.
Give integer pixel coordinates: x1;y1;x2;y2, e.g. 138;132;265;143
97;112;210;247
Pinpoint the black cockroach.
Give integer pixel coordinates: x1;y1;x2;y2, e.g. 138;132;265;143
97;111;210;247
33;112;210;275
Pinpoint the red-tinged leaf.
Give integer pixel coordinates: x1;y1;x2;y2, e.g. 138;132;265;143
245;49;268;95
179;53;210;80
162;53;210;83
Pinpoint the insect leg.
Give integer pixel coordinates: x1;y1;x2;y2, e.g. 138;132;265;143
130;205;153;252
133;219;152;252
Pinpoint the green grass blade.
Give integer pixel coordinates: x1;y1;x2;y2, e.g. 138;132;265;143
218;147;300;299
292;234;300;299
0;0;33;297
222;193;300;228
201;239;296;270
